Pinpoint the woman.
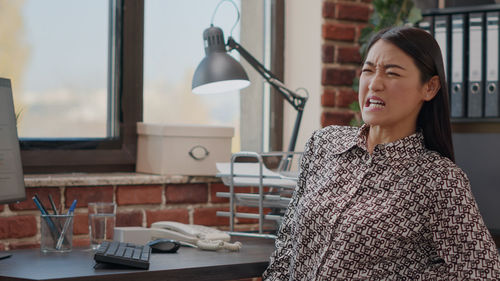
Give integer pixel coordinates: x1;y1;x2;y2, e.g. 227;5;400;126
263;26;500;280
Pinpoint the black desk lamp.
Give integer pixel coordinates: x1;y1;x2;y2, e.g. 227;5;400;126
192;1;308;154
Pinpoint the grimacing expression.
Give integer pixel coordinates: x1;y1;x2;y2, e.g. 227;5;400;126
359;40;438;131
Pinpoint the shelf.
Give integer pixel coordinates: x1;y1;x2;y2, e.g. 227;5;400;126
216;211;283;221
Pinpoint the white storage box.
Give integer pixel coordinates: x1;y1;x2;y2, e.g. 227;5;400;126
136;123;234;176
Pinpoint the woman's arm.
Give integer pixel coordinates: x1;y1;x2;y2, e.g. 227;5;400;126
424;166;500;280
262;133;316;281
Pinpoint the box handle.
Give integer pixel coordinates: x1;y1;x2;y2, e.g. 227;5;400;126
189;145;210;161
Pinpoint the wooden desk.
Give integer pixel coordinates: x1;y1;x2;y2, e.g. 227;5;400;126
0;237;275;281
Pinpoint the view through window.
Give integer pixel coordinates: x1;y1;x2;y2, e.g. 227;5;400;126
0;0;110;139
143;0;242;151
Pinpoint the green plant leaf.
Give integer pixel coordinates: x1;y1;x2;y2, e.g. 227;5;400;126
349;100;360;112
349;119;359;127
352;77;360;93
359;26;374;46
373;0;385;12
408;7;422;23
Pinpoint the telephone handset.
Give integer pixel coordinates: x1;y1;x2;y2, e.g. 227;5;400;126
150;221;241;251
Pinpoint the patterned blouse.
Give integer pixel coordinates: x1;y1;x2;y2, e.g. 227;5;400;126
263;124;500;280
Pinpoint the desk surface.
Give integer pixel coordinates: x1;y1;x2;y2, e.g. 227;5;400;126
0;237;275;281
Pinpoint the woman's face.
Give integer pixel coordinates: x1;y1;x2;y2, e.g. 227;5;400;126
359;40;436;133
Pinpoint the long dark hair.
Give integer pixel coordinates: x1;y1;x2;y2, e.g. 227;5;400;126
364;26;455;162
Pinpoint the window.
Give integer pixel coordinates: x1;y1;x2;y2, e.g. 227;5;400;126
5;0;283;173
9;0;142;173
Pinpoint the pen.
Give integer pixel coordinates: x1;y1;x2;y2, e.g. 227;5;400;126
32;196;60;240
34;194;49;214
48;194;58;215
55;199;77;250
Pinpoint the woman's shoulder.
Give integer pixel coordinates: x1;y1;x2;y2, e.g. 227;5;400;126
308;125;358;154
311;125;358;143
420;150;469;188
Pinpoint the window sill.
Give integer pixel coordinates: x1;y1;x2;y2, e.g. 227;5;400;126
24;172;220;187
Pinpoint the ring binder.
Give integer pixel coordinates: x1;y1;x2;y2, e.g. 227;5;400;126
451;14;466;118
435;17;448;79
467;13;484;118
485;12;499;117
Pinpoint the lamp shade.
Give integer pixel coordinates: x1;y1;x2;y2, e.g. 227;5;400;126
192;26;250;94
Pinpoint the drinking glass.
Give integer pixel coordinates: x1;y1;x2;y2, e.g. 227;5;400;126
88;202;116;250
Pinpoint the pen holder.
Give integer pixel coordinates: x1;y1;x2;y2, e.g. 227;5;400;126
40;214;74;253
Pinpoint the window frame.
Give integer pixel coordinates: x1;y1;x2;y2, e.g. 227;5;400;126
20;0;143;173
269;0;284;152
20;0;284;174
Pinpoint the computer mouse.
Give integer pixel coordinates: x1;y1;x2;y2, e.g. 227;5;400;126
147;239;181;253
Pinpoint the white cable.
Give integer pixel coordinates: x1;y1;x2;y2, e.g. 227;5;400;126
196;240;242;251
223;241;242;251
210;0;240;37
196;240;225;251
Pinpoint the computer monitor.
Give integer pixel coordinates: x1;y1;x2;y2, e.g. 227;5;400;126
0;78;26;204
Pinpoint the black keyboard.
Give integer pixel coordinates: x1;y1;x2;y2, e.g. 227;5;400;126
94;241;151;269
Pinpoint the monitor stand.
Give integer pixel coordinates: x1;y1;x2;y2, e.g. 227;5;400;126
0;252;12;260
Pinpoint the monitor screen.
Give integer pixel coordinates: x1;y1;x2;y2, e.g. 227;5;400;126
0;78;25;204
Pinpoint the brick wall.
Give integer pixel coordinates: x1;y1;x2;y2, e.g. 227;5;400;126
321;0;372;127
0;181;266;251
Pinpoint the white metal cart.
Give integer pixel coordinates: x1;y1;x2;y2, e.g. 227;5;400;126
216;151;301;237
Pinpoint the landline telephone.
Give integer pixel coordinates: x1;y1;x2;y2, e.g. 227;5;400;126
150;221;241;251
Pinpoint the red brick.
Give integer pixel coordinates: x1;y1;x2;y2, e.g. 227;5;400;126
9;242;39;250
336;3;371;22
322;1;336;19
321;111;355;127
165;184;207;204
193;207;229;226
337;46;362;64
322;89;336;107
0;205;4;212
116;185;162;205
65;186;113;208
0;216;37;239
0;243;4;251
73;238;90;247
237;186;254;193
73;213;89;235
322;44;335;63
116;211;143;227
9;187;61;211
322;67;357;86
322;23;356;41
146;209;189;227
336;89;358;108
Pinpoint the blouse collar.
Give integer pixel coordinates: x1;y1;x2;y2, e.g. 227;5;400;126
333;124;427;160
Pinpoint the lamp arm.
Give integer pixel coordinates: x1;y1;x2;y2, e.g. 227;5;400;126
227;37;307;153
227;37;306;112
